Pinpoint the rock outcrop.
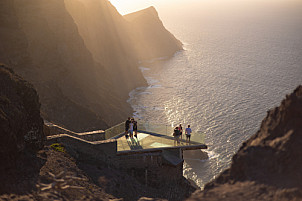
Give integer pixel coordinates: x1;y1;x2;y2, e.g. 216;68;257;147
0;64;44;164
188;85;302;201
124;6;183;60
0;0;182;132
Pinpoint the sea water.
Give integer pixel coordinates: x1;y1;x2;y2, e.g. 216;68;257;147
127;1;302;188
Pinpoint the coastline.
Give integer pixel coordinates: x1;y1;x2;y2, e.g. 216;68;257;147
127;48;209;189
128;49;186;120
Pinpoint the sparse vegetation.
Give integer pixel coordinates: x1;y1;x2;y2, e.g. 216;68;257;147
50;143;65;153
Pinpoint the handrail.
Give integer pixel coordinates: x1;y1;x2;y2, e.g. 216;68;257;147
104;120;205;144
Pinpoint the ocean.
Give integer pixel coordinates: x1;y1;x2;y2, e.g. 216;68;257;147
127;1;302;188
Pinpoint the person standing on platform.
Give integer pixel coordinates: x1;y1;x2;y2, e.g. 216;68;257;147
179;124;183;140
185;125;192;143
173;126;180;145
129;118;134;138
125;117;131;138
133;119;138;138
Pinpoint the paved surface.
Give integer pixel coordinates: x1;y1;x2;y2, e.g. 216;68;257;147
116;132;204;152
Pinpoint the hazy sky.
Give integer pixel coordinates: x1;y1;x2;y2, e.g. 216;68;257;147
109;0;184;15
109;0;302;27
109;0;301;16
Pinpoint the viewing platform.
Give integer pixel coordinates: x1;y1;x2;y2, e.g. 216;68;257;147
46;121;207;187
46;120;207;156
115;132;206;154
105;120;207;154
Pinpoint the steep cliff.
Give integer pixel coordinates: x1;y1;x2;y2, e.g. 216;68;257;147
0;0;32;72
188;86;302;201
0;64;45;161
64;0;182;91
13;0;131;130
0;65;45;195
0;0;181;132
124;6;183;60
64;0;144;94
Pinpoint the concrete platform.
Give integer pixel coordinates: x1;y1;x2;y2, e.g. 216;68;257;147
116;132;207;154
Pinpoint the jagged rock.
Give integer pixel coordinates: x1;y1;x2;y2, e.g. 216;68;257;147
0;64;45;163
187;85;302;200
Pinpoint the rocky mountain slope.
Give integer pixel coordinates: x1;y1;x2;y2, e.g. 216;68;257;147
0;0;182;131
0;64;45;193
188;85;302;201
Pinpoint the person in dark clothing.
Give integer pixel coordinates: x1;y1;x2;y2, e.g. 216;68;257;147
179;124;183;140
133;119;138;138
173;126;180;145
125;117;131;138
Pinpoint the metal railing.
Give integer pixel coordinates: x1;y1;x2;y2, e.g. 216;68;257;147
104;122;124;139
104;120;205;144
137;120;205;144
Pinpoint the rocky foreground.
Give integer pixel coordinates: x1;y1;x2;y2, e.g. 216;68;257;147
187;85;302;201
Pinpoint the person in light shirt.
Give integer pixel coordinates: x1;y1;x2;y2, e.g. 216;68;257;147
185;125;192;143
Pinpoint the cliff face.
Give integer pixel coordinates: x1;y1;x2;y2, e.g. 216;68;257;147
64;0;182;93
124;6;183;60
64;0;144;94
12;0;116;130
188;86;302;201
0;0;31;72
226;86;302;188
0;0;182;131
0;64;44;166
